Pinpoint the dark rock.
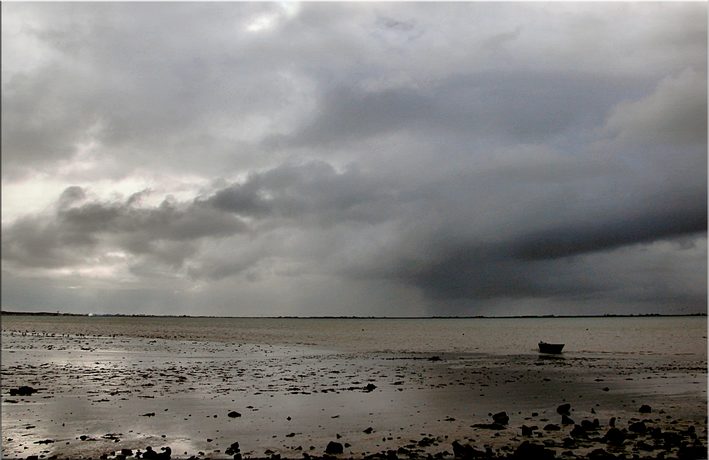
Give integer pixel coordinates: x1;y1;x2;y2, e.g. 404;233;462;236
451;441;486;458
556;403;571;416
428;356;441;361
228;411;241;418
325;441;343;455
608;417;616;428
544;424;561;431
604;428;626;446
561;415;574;425
513;441;556;460
639;404;652;413
662;431;683;448
678;443;708;460
363;427;374;434
587;448;617;459
365;384;377;392
521;425;534;437
636;441;655;451
570;425;588;439
492;411;509;425
34;439;54;444
629;421;647;434
121;448;133;456
10;386;37;396
141;412;155;417
581;419;597;431
225;441;241;456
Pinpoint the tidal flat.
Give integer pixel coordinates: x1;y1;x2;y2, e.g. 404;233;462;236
1;316;706;459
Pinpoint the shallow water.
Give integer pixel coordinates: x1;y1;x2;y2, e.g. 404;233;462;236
2;315;706;356
1;316;706;459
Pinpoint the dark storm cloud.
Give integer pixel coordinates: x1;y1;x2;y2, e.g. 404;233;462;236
2;2;706;314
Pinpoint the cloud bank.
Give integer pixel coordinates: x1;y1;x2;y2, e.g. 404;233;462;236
2;3;706;315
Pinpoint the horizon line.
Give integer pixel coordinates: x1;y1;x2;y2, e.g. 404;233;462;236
1;310;706;319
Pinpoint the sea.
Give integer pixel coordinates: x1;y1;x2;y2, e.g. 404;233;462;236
1;315;706;459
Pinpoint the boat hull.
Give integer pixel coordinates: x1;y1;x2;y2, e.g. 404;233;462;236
538;342;564;354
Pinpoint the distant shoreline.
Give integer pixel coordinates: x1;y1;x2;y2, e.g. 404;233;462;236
1;310;706;319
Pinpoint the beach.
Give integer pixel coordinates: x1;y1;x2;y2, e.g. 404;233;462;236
1;315;706;459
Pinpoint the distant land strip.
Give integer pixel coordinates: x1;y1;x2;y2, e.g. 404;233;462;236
0;311;706;319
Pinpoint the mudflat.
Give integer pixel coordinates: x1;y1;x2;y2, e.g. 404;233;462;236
1;316;706;459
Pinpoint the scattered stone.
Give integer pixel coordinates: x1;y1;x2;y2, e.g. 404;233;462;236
639;404;652;414
364;384;377;392
587;448;617;459
363;427;374;434
225;441;240;456
544;424;561;431
513;441;556;460
451;441;485;458
570;425;588;439
142;412;156;417
228;411;241;418
521;425;534;437
556;403;571;416
629;421;647;434
34;439;54;444
9;386;38;396
325;441;343;455
604;428;626;446
492;411;509;425
561;414;575;425
636;440;655;451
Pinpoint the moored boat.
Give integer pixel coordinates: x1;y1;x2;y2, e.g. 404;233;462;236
538;341;564;354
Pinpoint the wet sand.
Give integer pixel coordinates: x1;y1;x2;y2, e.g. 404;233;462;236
1;318;707;459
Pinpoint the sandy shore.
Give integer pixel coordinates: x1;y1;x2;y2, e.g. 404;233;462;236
1;323;706;460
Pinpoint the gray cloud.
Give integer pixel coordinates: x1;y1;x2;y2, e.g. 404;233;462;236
1;2;706;315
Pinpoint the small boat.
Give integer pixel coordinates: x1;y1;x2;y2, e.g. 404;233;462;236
538;341;564;354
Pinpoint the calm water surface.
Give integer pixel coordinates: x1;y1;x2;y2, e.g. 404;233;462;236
2;315;706;357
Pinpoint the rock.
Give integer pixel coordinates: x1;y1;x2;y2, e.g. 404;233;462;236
580;419;596;431
544;424;561;431
228;411;241;418
363;427;374;434
364;384;377;392
678;443;708;460
608;417;616;427
587;448;617;459
521;425;534;437
492;411;509;425
556;403;571;416
9;386;38;396
451;441;486;458
629;421;647;434
636;441;655;451
121;449;133;456
325;441;343;455
513;441;556;460
639;404;652;413
225;442;241;456
561;415;574;425
141;412;156;417
604;428;626;446
570;425;588;439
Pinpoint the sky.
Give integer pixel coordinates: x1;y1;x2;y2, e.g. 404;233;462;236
1;2;707;317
